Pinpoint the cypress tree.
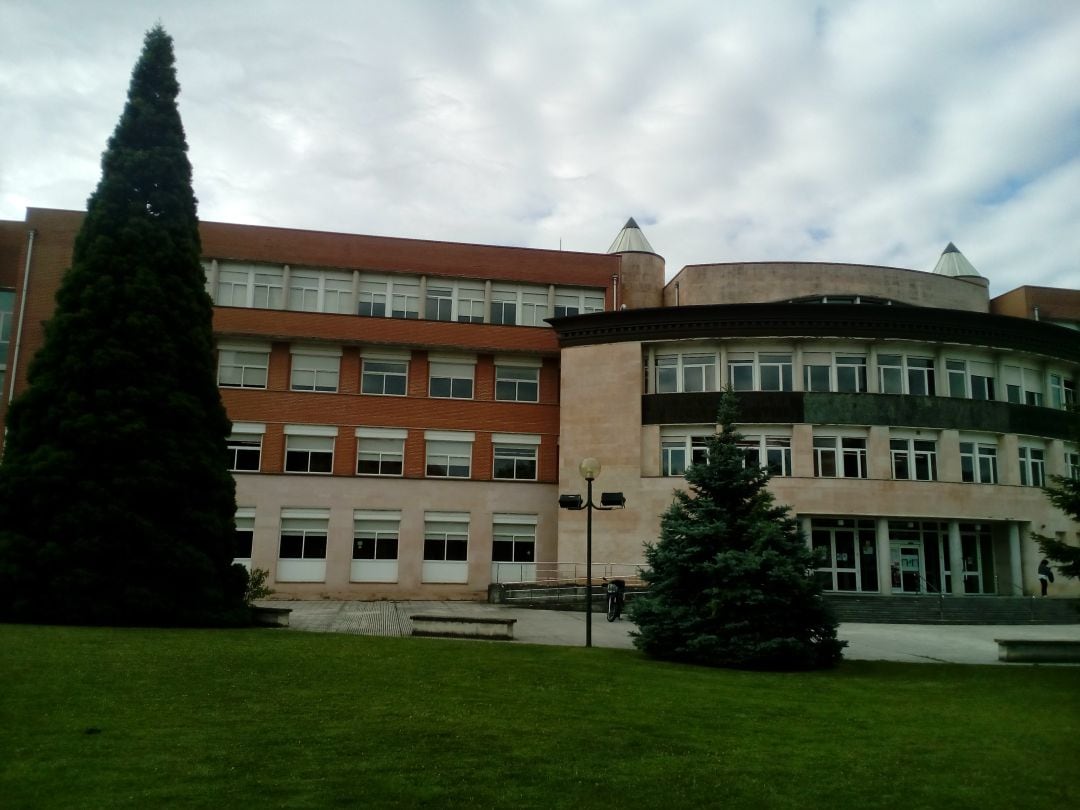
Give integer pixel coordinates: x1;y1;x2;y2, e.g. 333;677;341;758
0;26;246;625
630;394;845;669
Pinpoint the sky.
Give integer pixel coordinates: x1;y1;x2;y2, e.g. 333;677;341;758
2;0;1079;296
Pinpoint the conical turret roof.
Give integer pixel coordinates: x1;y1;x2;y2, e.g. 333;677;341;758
932;242;983;278
607;217;656;255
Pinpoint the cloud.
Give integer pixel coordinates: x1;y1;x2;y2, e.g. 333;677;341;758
1;0;1078;295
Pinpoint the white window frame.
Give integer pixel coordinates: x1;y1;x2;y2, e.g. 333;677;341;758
660;426;712;476
234;507;255;568
227;422;265;472
284;425;337;475
960;437;998;484
352;510;400;583
215;263;285;309
494;358;541;402
423;512;469;583
425;430;474;479
737;430;792;477
889;435;938;481
1004;365;1043;406
491;513;538;583
361;350;409;396
1065;446;1080;481
428;355;476;400
1049;373;1076;411
878;352;935;396
655;350;718;393
355;427;406;477
813;432;868;479
277;508;329;582
553;287;605;318
727;350;793;392
1018;443;1046;488
217;342;270;389
492;433;540;481
290;345;341;393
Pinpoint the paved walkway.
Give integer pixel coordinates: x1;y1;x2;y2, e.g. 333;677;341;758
265;600;1080;665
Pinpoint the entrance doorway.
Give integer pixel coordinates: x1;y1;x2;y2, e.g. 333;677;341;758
890;543;923;593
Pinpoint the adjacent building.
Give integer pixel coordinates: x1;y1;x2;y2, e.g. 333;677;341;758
1;209;1077;602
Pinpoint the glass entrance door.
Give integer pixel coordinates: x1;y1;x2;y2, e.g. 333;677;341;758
890;544;923;593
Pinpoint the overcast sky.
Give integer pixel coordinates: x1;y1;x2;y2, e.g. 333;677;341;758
2;0;1079;295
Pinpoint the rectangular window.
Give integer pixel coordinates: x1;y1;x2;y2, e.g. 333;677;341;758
1005;365;1043;406
1066;449;1080;481
0;289;14;368
759;354;792;391
1018;445;1046;488
1050;374;1076;410
739;434;792;476
520;291;549;326
682;353;716;393
492;441;538;481
970;361;995;401
290;351;340;392
878;354;904;394
890;437;938;481
457;284;485;323
234;508;255;561
284;428;336;474
491;286;517;325
728;352;754;391
492;517;536;563
960;440;998;484
390;280;420;319
906;357;935;396
661;431;710;476
429;361;474;399
803;352;833;392
215;264;285;309
425;285;454;321
278;509;329;582
425;432;474;478
355;428;405;476
227;424;264;472
218;347;269;389
656;355;679;393
288;273;321;312
495;365;539;402
836;356;868;393
361;359;408;395
423;512;470;583
947;359;968;398
814;436;867;478
358;279;387;317
353;514;399;560
553;288;606;318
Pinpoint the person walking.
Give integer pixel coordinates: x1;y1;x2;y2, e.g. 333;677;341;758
1038;559;1055;596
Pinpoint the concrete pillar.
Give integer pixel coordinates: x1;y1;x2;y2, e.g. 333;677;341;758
207;258;219;300
935;346;949;398
876;518;892;594
645;346;656;394
718;346;728;393
999;434;1019;486
867;344;880;394
868;426;892;479
948;520;964;596
351;270;361;315
281;264;291;310
791;424;815;478
417;275;428;320
793;342;804;392
1008;523;1023;596
483;280;492;324
547;284;556;318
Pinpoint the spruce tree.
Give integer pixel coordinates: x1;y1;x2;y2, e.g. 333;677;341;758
0;26;246;625
1035;450;1080;581
630;394;845;669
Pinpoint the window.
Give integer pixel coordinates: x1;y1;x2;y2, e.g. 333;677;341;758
877;354;904;394
424;280;486;322
0;289;14;368
425;431;474;478
1050;374;1076;410
727;351;792;392
960;439;998;484
493;434;540;480
728;352;755;391
553;287;605;318
352;511;400;583
1004;365;1043;406
492;514;538;582
218;345;269;389
890;437;938;481
495;363;540;402
803;352;833;392
288;273;320;312
361;357;408;395
836;355;868;393
1018;445;1046;488
214;263;285;309
803;352;867;393
290;348;340;392
759;354;792;392
234;508;255;564
949;358;996;400
391;280;420;319
358;279;387;317
423;512;469;583
655;351;717;393
1066;448;1080;481
277;509;329;582
284;426;336;474
814;435;867;478
878;353;935;395
812;518;878;592
425;285;454;321
906;357;935;396
227;423;264;472
947;359;967;398
738;433;792;476
661;429;711;476
428;360;475;399
491;285;518;325
355;428;406;476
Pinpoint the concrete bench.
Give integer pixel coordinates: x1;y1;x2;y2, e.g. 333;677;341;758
996;639;1080;663
411;613;516;641
252;606;292;627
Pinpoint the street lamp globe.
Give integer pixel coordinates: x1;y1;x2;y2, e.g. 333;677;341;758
579;457;602;480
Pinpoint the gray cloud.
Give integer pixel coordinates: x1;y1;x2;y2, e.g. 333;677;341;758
1;0;1077;294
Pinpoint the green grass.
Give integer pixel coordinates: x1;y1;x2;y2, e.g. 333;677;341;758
2;626;1077;809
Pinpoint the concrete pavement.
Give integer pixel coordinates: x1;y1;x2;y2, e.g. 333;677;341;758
264;599;1080;665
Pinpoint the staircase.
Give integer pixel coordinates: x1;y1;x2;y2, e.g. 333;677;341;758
825;594;1080;625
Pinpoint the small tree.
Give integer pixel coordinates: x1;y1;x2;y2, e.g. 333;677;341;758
0;26;247;626
1035;458;1080;581
631;394;844;669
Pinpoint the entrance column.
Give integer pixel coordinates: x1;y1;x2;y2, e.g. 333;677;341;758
876;518;892;595
948;520;964;596
1008;523;1023;596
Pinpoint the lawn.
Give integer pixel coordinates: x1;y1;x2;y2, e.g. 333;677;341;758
1;625;1076;809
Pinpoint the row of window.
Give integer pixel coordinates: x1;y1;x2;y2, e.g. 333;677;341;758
228;425;544;481
660;426;1080;486
218;344;543;402
235;508;537;584
649;347;1076;409
209;261;605;326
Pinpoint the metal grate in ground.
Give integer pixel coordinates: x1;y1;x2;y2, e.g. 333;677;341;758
332;602;410;637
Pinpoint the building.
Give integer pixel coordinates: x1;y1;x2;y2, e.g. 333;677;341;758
1;209;1078;602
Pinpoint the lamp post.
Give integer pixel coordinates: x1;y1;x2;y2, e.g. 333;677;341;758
558;458;626;647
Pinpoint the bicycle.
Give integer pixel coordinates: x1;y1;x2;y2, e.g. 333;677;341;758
605;578;626;622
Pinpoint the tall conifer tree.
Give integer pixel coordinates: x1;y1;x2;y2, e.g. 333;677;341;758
631;394;844;669
0;26;246;625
